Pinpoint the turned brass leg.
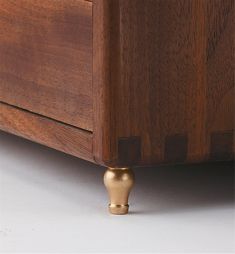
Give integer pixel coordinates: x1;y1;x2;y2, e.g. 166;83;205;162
104;167;135;215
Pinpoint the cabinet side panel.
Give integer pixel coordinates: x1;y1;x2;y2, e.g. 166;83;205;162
206;0;234;160
93;0;234;167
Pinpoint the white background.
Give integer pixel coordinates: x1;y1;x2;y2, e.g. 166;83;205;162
0;131;234;253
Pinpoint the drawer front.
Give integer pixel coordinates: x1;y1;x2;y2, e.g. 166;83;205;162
0;0;93;131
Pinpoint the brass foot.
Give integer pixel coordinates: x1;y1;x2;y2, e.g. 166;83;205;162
104;167;135;215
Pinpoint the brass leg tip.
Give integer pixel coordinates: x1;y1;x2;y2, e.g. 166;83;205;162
104;167;134;215
109;204;129;215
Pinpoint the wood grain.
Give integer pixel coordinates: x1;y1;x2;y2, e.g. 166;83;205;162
0;0;93;131
93;0;111;165
0;101;94;162
0;0;233;167
206;0;234;141
93;0;234;167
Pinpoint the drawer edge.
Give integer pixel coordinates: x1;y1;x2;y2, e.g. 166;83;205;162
0;102;95;163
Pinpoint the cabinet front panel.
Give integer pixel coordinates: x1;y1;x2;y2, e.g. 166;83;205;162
0;0;93;131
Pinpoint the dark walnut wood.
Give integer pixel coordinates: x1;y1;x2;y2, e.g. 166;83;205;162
0;0;93;131
0;102;94;162
0;0;234;167
93;0;234;167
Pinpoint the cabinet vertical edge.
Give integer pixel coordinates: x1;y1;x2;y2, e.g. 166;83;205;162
92;0;118;166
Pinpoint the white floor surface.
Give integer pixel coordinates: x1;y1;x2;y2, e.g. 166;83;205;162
0;131;234;253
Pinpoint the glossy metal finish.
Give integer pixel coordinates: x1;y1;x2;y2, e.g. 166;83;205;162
104;167;135;215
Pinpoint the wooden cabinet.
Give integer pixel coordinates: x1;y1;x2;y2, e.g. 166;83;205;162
0;0;234;214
